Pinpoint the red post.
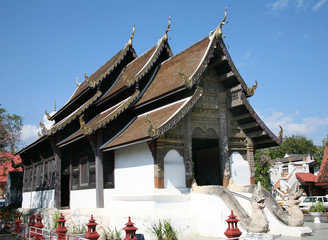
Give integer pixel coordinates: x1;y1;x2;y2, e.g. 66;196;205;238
27;212;36;238
122;216;138;240
84;215;100;240
55;213;68;240
224;210;242;239
13;211;22;234
0;209;2;229
33;212;45;240
3;210;11;232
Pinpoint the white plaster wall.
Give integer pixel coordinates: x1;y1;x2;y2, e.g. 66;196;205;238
70;189;97;209
115;142;154;189
190;192;247;238
230;152;250;185
164;150;186;188
22;190;55;208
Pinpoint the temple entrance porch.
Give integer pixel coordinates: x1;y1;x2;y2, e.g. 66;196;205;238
192;138;221;186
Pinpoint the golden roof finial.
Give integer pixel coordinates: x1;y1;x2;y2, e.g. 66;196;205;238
216;7;227;39
247;80;258;96
39;120;47;135
54;98;56;112
279;125;283;143
128;24;135;46
163;16;171;41
45;110;51;120
76;76;81;87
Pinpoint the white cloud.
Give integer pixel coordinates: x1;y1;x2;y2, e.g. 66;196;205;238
20;113;55;145
21;124;39;141
261;110;328;144
242;51;251;60
270;0;289;13
312;0;327;11
296;0;304;8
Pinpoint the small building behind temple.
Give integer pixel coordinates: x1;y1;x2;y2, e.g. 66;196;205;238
0;153;23;200
16;13;303;238
271;150;328;200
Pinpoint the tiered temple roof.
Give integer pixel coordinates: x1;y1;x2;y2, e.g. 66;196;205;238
18;15;281;157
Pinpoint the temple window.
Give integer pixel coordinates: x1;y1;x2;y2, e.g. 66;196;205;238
80;156;89;185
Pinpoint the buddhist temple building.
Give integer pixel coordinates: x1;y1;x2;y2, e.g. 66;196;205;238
17;12;300;238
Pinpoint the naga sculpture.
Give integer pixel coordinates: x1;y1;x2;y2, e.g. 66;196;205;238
231;181;305;227
192;181;269;233
248;182;269;233
284;182;304;227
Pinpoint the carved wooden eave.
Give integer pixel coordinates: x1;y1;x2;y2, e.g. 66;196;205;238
218;39;256;98
100;87;203;151
146;87;203;138
49;38;137;122
16;135;48;156
56;89;140;148
241;94;281;147
41;90;102;136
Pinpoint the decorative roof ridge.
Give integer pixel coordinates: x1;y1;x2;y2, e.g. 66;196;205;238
86;25;137;88
41;90;102;136
241;93;281;145
145;87;203;138
164;10;228;89
122;36;172;87
49;26;137;121
87;44;137;89
79;89;140;135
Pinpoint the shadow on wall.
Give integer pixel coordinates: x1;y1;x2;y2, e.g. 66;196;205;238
30;187;55;208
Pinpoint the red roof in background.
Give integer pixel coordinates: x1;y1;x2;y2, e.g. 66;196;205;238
296;173;316;183
0;153;23;183
315;146;328;186
295;147;328;186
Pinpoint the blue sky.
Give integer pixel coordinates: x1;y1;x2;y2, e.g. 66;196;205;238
1;0;328;147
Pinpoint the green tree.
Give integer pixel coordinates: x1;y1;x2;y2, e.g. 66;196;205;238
254;134;320;189
0;105;23;163
313;135;328;167
254;149;272;190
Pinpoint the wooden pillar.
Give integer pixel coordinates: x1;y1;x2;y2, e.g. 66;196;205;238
89;132;104;208
49;137;62;209
155;137;165;189
184;113;193;187
246;137;255;184
218;92;230;187
148;137;165;189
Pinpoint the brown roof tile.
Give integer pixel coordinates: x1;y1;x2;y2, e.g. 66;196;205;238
101;98;188;150
136;37;211;107
98;39;171;104
57;90;140;147
316;146;328;184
